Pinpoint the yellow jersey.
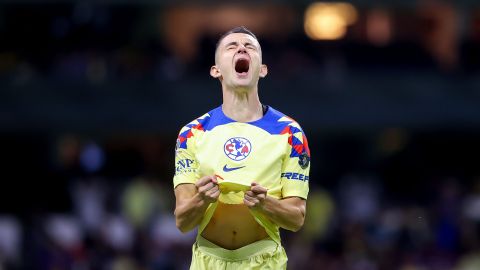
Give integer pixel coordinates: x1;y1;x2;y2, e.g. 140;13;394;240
173;105;310;245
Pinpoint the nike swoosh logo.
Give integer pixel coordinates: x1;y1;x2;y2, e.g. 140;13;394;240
223;165;245;172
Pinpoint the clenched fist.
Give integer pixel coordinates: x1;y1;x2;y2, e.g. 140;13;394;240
244;182;268;209
195;175;220;204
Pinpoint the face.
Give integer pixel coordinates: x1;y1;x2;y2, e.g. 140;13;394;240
211;33;267;90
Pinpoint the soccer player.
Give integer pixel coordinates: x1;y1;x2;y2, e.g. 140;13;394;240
173;26;310;269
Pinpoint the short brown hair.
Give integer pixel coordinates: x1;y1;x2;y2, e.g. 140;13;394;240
216;26;258;49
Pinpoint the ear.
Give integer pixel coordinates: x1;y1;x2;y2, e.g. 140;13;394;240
210;65;222;78
259;64;268;78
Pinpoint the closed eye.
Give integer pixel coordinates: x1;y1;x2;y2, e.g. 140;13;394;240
225;42;238;50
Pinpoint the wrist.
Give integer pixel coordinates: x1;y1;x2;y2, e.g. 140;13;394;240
251;195;269;212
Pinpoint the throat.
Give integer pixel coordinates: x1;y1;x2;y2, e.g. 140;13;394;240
222;100;264;122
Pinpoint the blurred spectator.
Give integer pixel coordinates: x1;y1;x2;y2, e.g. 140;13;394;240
339;174;380;224
100;215;134;252
41;215;86;270
71;178;107;235
122;177;160;229
0;217;22;269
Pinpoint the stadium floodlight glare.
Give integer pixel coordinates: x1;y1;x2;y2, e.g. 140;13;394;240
304;2;358;40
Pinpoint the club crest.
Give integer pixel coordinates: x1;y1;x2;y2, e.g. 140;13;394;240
224;137;252;161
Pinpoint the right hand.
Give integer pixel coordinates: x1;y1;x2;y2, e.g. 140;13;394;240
195;175;220;204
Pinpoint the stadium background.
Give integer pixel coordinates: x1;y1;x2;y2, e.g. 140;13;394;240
1;0;480;269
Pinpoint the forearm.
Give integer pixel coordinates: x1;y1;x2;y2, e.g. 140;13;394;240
255;196;305;232
175;194;210;233
174;176;220;233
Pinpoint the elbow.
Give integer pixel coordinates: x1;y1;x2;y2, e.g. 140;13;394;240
176;221;191;233
290;219;305;232
289;210;306;232
177;226;191;234
176;219;192;233
175;214;194;233
291;204;307;232
284;216;304;232
175;220;184;232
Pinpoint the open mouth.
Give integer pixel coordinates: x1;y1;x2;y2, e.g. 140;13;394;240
235;58;250;75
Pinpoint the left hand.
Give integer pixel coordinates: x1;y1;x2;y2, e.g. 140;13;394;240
244;182;268;209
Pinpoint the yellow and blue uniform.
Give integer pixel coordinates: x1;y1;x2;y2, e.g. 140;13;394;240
174;105;310;269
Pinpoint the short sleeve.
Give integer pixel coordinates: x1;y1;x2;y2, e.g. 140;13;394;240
173;128;199;189
281;125;310;199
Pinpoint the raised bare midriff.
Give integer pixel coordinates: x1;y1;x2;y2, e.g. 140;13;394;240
201;201;270;250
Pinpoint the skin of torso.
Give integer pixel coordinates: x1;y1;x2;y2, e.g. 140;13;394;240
201;202;269;250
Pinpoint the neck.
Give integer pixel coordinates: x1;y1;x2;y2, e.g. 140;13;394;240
221;85;263;122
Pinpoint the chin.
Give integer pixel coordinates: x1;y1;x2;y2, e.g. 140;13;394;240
232;80;254;90
234;74;255;84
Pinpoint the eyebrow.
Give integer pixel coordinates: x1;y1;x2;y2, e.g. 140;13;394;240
224;41;238;48
224;41;257;48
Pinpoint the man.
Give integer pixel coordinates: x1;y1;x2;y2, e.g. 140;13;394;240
173;26;310;269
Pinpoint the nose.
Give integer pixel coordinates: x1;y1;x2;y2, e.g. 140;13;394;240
237;44;247;54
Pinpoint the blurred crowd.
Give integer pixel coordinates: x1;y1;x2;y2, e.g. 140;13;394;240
0;1;480;87
0;130;479;270
1;1;480;270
